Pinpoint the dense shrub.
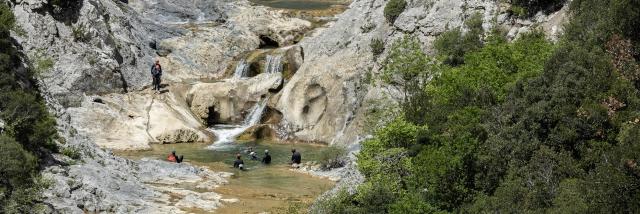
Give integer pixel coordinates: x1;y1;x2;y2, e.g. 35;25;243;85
383;0;407;24
62;147;82;160
370;38;385;56
511;0;567;16
433;13;484;66
71;24;90;42
318;146;347;169
328;0;640;213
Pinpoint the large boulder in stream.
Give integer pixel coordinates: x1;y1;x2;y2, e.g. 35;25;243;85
187;73;283;125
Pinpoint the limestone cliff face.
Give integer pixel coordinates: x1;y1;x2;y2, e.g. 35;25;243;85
8;0;309;211
10;0;309;149
275;0;569;145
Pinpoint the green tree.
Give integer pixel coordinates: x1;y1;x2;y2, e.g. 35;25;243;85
382;36;436;125
433;13;484;66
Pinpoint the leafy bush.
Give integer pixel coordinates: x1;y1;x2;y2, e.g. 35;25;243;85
0;3;15;34
72;24;90;42
433;13;484;66
511;0;566;16
318;146;347;169
383;0;407;24
35;56;54;75
510;5;528;17
62;147;81;160
370;38;385;56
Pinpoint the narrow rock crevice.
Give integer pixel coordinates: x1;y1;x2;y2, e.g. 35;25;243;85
258;35;280;49
145;96;156;141
205;106;221;127
114;69;129;93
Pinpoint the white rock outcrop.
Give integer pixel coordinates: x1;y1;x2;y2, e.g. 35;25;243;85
67;86;211;150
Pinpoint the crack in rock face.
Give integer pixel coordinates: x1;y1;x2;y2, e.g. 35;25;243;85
301;83;328;125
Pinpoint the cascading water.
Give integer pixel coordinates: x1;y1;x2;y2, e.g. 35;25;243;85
208;52;284;150
264;55;283;74
207;96;269;150
233;59;249;78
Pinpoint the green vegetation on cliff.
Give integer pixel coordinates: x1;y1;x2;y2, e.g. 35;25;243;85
316;0;640;213
384;0;406;24
0;2;59;212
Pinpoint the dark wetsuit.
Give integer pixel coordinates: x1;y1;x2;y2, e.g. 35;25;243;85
291;152;301;164
233;159;244;168
168;154;184;163
262;154;272;164
150;64;162;91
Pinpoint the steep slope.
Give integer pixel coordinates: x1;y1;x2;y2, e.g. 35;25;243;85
275;0;569;145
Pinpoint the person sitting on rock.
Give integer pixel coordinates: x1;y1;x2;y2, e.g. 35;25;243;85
262;150;271;164
233;154;245;170
167;150;184;163
291;149;301;165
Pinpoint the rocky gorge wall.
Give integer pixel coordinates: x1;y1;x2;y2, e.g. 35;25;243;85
6;0;571;212
274;0;570;145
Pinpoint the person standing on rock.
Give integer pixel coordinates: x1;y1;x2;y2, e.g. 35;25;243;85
150;59;162;93
233;154;245;170
262;150;271;164
291;149;301;165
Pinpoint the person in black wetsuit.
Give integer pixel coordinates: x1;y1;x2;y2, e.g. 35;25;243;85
233;154;244;170
262;150;271;164
150;60;162;93
291;149;301;165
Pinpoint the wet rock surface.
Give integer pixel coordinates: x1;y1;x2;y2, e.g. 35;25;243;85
188;73;283;125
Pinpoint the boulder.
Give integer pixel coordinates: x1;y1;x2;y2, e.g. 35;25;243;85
187;73;282;125
67;86;211;150
237;124;278;141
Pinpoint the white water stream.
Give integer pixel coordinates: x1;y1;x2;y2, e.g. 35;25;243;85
207;96;269;150
264;55;283;74
233;59;249;78
208;53;285;150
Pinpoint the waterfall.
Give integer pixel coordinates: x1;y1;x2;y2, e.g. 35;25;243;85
233;59;249;78
264;55;283;74
207;96;269;150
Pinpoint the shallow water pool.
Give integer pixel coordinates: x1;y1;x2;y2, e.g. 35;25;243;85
116;141;334;213
250;0;343;10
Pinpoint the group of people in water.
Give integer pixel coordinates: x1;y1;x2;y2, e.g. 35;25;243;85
233;147;301;170
167;146;302;170
155;60;303;169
